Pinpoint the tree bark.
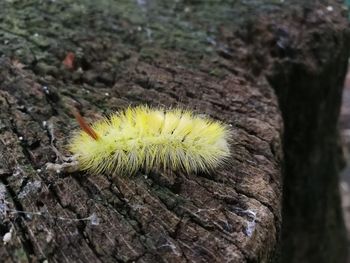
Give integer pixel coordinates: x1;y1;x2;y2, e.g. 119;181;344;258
0;1;348;263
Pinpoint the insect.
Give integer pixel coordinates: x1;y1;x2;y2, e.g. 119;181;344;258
68;106;231;175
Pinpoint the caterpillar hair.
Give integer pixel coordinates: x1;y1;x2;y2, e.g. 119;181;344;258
68;105;231;175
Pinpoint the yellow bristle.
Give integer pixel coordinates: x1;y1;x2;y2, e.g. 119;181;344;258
68;106;231;175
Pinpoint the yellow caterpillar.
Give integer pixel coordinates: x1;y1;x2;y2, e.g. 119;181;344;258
68;106;231;175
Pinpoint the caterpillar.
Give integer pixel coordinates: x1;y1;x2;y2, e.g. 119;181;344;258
68;106;231;175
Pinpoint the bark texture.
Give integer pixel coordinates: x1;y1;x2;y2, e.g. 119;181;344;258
0;0;348;263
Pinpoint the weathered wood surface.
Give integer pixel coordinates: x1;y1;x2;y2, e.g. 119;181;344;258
0;0;348;262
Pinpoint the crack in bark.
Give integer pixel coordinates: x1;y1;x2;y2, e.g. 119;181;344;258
2;177;36;262
148;183;247;259
45;179;104;262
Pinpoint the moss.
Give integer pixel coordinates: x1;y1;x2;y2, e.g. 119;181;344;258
0;0;286;70
209;68;225;78
13;247;29;263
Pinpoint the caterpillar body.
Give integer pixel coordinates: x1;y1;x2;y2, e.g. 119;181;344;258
69;106;231;175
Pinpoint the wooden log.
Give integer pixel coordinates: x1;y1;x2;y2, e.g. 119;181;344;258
0;1;348;262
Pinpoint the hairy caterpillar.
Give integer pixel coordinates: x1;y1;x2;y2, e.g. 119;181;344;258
68;106;231;175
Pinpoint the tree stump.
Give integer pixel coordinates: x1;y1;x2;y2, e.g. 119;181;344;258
0;1;348;263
